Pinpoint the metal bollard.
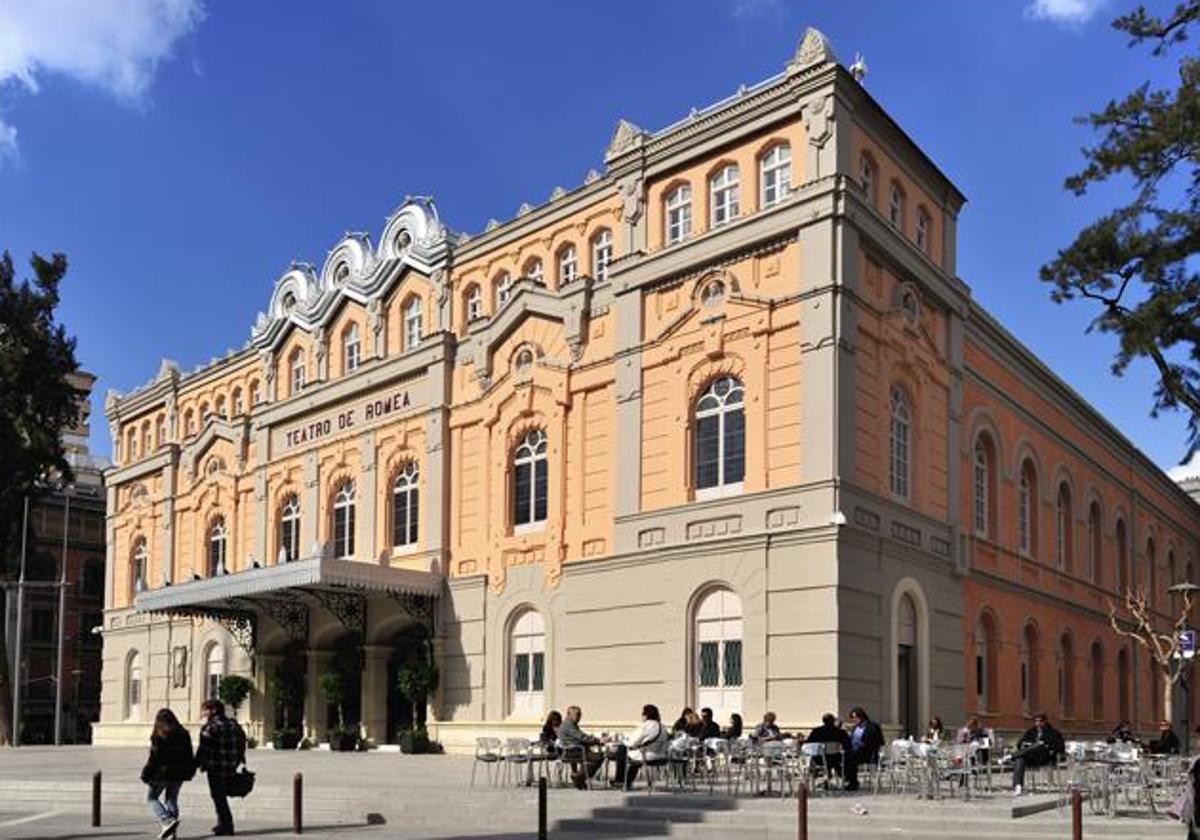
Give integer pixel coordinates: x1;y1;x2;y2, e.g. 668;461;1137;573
537;776;547;840
91;771;101;827
797;782;808;840
293;772;303;835
1071;788;1082;840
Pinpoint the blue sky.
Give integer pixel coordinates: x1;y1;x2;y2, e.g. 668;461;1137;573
0;0;1191;474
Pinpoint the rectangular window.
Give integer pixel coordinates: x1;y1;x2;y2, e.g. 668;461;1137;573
533;460;548;523
698;642;719;687
346;340;360;372
531;652;544;692
334;508;354;559
723;640;743;687
723;409;745;485
976;654;984;695
513;653;529;692
514;462;531;526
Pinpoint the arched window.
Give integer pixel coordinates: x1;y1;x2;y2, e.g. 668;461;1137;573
404;297;423;350
155;416;166;448
1055;482;1072;571
249;380;261;407
709;164;740;227
392;461;420;549
694;376;745;499
888;182;905;230
694;588;743;718
127;429;137;462
972;434;995;537
140;422;151;456
512;430;548;531
509;609;545;718
184;409;195;437
665;184;692;245
232;388;244;416
897;593;920;737
916;208;932;254
1021;623;1039;714
465;284;483;322
889;386;911;499
591;229;612;281
126;651;143;721
1058;632;1074;718
1117;647;1130;721
1088;501;1103;585
200;401;210;420
130;537;148;600
760;143;791;208
494;272;513;308
1018;460;1038;556
558;245;578;285
1090;641;1104;720
215;395;226;419
975;611;998;712
204;643;225;699
523;257;544;285
332;480;355;560
859;152;877;206
1116;518;1129;593
208;518;227;577
278;495;300;563
343;323;361;374
1147;538;1157;609
289;349;306;396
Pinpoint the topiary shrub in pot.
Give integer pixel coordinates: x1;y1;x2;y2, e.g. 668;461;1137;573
398;725;431;754
216;674;255;721
319;670;360;751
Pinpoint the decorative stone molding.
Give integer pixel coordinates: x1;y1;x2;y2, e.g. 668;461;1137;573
787;27;837;76
804;94;835;149
605;118;647;161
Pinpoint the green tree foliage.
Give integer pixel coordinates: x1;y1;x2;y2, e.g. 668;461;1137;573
217;674;255;719
0;250;82;744
1040;3;1200;456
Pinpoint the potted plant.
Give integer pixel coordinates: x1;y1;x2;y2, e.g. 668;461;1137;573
216;674;255;720
319;670;359;751
397;725;431;754
395;658;439;731
270;671;302;749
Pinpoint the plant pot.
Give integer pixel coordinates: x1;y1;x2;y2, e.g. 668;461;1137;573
272;729;301;750
399;729;430;754
330;731;359;752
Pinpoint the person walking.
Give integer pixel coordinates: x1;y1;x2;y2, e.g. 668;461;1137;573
140;708;195;839
195;699;246;836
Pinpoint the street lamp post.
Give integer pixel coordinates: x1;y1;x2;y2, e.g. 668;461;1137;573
1168;581;1200;752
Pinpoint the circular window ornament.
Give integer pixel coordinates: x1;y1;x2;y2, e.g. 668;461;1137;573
334;264;350;286
701;280;726;308
281;291;296;315
514;347;535;374
396;230;412;255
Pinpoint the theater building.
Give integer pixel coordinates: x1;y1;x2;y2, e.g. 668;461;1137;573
94;28;1200;748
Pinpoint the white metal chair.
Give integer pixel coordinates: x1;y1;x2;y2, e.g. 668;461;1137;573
502;737;534;787
471;737;504;788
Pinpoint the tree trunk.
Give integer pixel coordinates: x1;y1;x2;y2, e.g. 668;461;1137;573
1164;675;1174;724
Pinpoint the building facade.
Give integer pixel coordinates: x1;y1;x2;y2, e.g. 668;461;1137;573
95;29;1200;749
4;371;108;744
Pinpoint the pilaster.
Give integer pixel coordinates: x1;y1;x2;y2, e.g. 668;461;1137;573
302;451;319;556
613;290;644;523
160;461;176;584
359;429;378;562
360;644;390;744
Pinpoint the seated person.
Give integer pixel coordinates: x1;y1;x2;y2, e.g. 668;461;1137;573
957;715;990;766
806;713;850;776
1011;713;1065;796
698;708;722;740
557;706;603;789
1107;720;1138;745
752;712;783;743
671;707;695;735
682;709;704;738
925;716;945;744
1146;720;1180;755
722;713;744;740
843;707;884;792
538;710;562;758
611;704;670;789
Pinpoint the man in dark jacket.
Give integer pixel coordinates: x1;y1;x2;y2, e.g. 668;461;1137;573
195;699;246;836
1011;712;1065;796
1107;720;1137;744
807;713;851;779
843;707;884;791
1147;720;1181;755
698;708;722;740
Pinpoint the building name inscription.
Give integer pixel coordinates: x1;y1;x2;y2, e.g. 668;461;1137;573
278;389;416;451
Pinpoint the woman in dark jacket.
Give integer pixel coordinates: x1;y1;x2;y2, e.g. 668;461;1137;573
141;708;195;839
539;710;563;757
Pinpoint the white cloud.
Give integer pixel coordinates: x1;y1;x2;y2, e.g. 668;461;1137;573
0;0;203;159
1167;449;1200;482
1024;0;1106;24
731;0;784;19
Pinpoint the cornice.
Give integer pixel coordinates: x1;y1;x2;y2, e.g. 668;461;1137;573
105;446;175;487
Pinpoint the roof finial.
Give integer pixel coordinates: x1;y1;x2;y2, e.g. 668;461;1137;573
850;52;868;83
788;27;837;75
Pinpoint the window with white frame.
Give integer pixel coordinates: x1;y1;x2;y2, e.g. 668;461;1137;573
131;537;148;599
709;164;740;227
524;258;544;285
344;324;361;374
141;423;151;455
278;495;300;563
126;651;143;721
666;184;692;245
591;229;612;281
509;609;545;718
204;643;225;699
973;438;990;536
558;245;578;285
512;429;548;531
916;208;931;254
404;297;423;349
495;272;513;308
859;153;876;204
215;396;226;419
208;518;226;577
155;416;166;448
184;410;195;437
333;480;355;559
760;144;791;208
694;376;745;499
290;350;306;395
392;461;419;549
232;388;244;416
465;285;483;322
694;588;743;719
249;381;261;407
889;183;904;229
889;386;911;499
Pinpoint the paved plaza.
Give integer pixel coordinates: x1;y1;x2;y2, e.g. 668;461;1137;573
0;747;1188;839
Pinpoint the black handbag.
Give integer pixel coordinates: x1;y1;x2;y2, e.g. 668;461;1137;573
225;767;256;798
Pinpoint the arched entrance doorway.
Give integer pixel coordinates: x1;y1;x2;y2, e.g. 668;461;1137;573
897;593;919;738
386;624;433;743
324;634;362;731
270;644;306;741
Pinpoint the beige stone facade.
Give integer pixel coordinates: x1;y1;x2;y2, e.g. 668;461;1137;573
95;27;1200;751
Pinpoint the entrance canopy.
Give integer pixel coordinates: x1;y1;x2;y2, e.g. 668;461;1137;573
134;557;440;656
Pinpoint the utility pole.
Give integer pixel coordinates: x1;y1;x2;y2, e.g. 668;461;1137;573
54;488;70;745
11;496;29;746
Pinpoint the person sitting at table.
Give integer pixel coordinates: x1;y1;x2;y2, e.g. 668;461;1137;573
806;713;850;777
924;716;945;744
539;710;562;758
1146;719;1181;755
1010;712;1065;797
752;712;783;743
722;713;744;740
1107;720;1138;745
957;716;990;766
671;707;695;735
558;705;603;789
699;708;721;740
843;706;884;792
611;704;669;789
683;709;704;737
